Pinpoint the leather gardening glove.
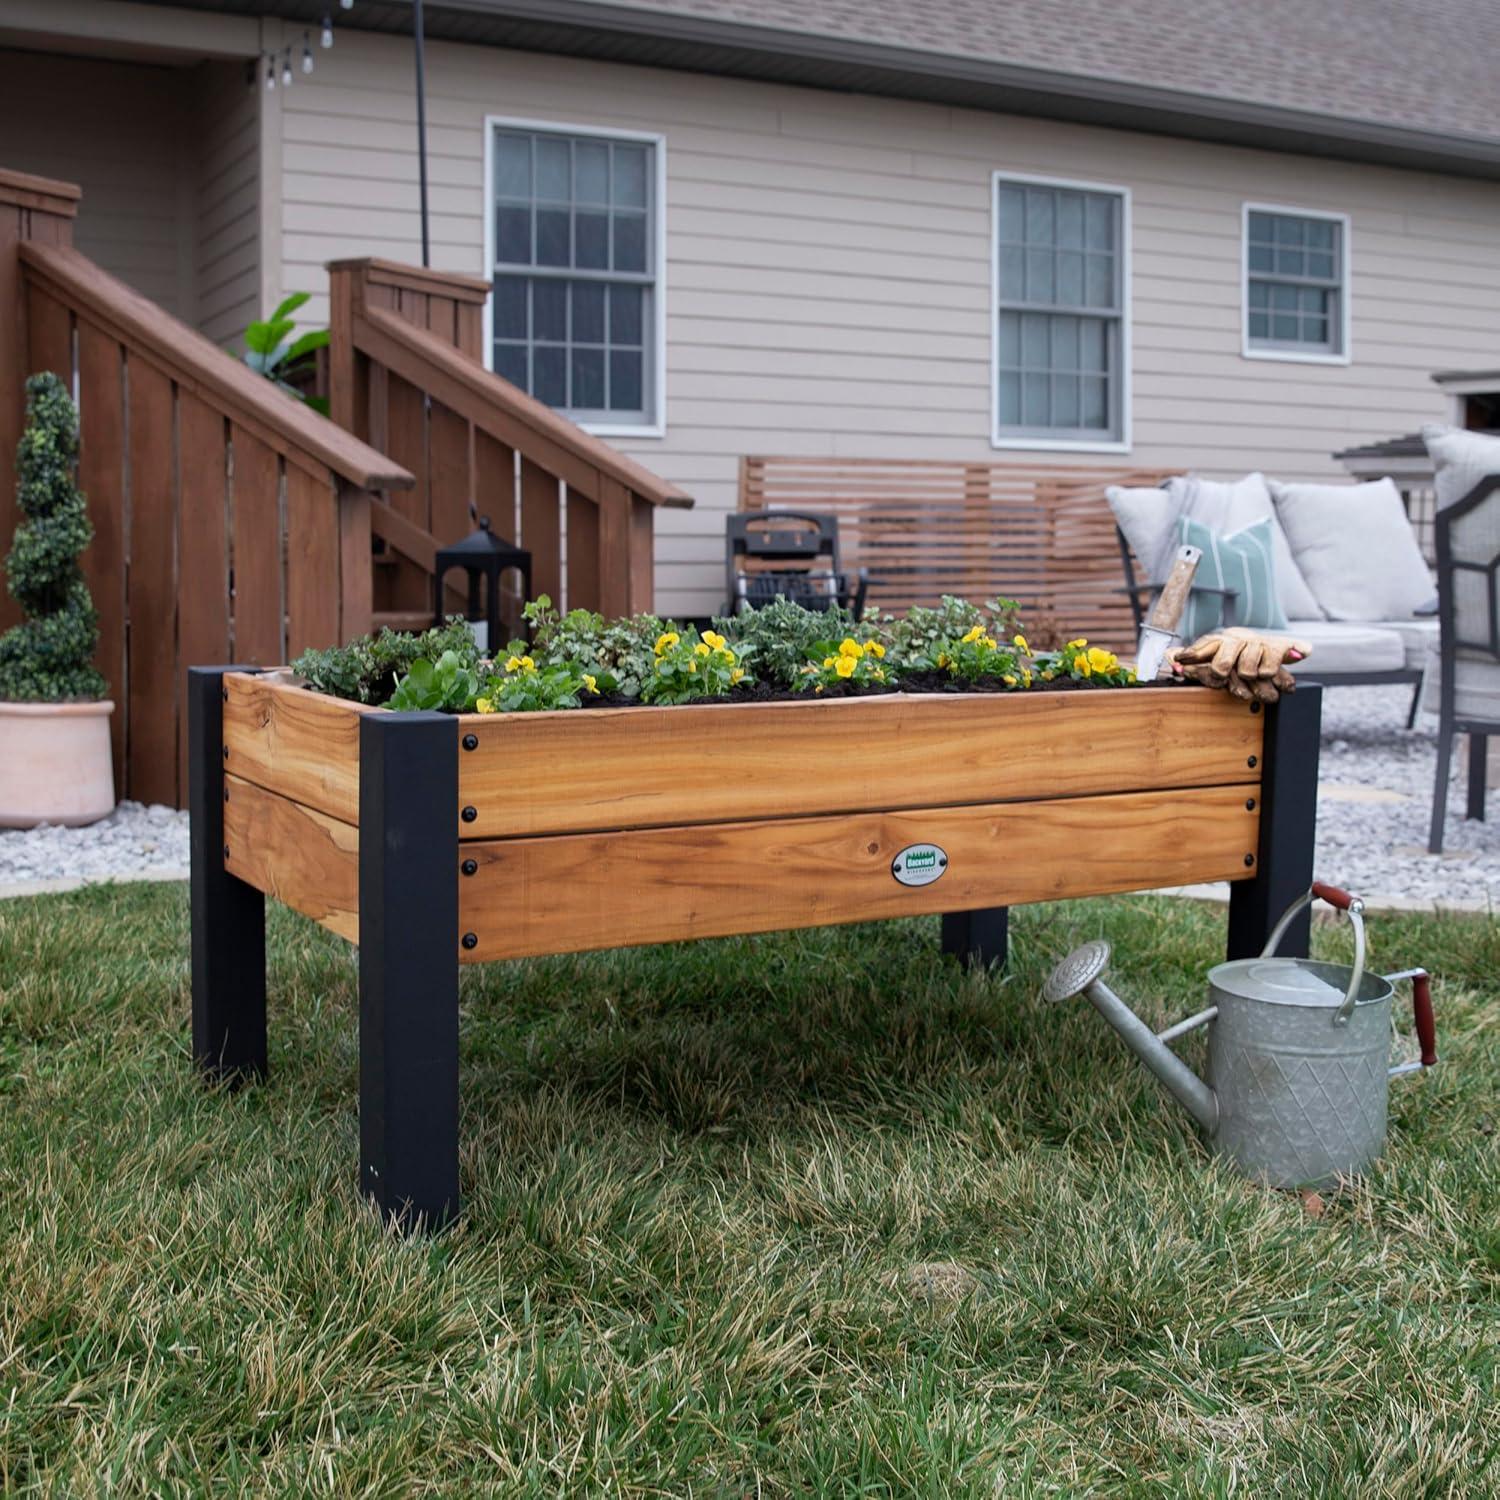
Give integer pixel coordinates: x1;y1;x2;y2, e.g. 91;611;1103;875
1164;627;1312;703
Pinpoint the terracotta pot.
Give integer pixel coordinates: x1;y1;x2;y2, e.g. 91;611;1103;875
0;699;115;828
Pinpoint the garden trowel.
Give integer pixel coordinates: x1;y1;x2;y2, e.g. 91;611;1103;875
1135;543;1202;682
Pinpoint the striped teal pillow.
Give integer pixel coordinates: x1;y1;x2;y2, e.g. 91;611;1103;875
1177;515;1287;640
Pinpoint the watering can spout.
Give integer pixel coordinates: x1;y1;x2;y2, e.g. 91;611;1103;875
1043;942;1220;1136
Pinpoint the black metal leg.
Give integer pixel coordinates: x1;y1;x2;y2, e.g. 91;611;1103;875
941;907;1009;969
1429;715;1455;854
359;709;461;1231
189;667;267;1085
1406;678;1422;730
1227;685;1322;960
1466;734;1488;821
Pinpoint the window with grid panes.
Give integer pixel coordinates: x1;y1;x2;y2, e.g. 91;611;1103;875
491;125;657;425
994;178;1125;443
1245;209;1344;355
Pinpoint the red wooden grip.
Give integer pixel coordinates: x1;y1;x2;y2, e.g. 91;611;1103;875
1411;972;1438;1067
1312;881;1356;910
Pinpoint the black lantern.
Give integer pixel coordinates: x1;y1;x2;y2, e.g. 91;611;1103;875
433;517;532;652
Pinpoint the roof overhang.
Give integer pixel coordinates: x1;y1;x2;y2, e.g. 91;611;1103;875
119;0;1500;181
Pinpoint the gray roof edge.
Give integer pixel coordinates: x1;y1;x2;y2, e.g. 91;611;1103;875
427;0;1500;176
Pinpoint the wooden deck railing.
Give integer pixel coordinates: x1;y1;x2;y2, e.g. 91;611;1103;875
329;258;691;628
5;173;413;806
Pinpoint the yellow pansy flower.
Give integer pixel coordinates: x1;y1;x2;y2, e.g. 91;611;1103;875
873;665;885;681
962;624;984;644
835;655;857;679
717;647;735;663
654;631;679;656
866;641;886;659
823;656;836;670
937;652;951;669
504;655;523;672
475;697;495;714
1002;674;1017;687
1077;656;1092;678
1013;633;1030;655
984;636;998;650
694;642;711;657
839;637;863;658
731;667;744;684
702;630;726;650
1068;637;1088;650
688;659;698;673
582;674;598;694
1041;669;1055;681
1022;668;1033;688
1087;647;1117;674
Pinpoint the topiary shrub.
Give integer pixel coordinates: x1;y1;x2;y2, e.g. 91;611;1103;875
0;373;106;702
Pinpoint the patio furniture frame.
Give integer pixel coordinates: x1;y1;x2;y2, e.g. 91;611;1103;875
189;668;1321;1231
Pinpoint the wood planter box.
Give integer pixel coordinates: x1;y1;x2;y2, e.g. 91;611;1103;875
189;669;1322;1229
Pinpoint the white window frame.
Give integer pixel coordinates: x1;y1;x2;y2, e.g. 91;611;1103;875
990;170;1132;454
482;115;668;438
1240;202;1351;367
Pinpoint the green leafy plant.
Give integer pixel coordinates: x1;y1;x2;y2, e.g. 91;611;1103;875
924;622;1028;685
521;595;664;698
387;650;480;712
0;374;106;702
795;634;890;693
292;617;480;705
238;293;330;416
715;598;857;687
641;628;749;706
1034;637;1136;687
476;651;614;713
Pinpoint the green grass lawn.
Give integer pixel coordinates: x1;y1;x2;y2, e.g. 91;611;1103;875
1;884;1495;1496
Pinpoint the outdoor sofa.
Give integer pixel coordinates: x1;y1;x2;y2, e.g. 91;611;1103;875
1110;473;1436;720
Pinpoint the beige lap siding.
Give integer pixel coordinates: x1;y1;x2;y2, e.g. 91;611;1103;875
272;30;1500;617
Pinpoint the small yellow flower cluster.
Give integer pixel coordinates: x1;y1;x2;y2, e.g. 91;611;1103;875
505;653;537;675
474;696;496;714
961;624;1000;650
807;636;886;691
654;631;680;656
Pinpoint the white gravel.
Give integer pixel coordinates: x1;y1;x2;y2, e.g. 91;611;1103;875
0;800;188;893
0;687;1495;908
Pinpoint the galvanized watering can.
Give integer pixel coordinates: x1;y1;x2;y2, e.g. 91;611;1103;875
1044;883;1438;1189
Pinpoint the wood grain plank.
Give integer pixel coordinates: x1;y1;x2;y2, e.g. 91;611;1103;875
175;393;231;793
229;428;283;666
458;783;1261;961
25;285;72;383
457;687;1264;840
382;371;430;610
628;494;655;615
124;360;179;806
285;465;341;658
75;321;128;787
520;457;562;605
0;206;23;634
337;482;374;642
222;671;371;823
565;485;601;613
223;774;359;942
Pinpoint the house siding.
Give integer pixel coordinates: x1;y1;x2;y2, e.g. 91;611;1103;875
192;59;261;347
0;49;192;318
275;31;1500;616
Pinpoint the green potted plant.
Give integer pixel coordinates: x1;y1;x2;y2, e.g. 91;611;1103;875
0;372;113;827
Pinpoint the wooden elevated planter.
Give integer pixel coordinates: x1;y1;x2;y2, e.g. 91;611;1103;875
189;669;1322;1229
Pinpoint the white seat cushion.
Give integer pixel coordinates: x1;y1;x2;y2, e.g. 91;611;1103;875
1420;645;1500;721
1281;619;1406;675
1270;477;1434;622
1381;616;1439;672
1421;424;1500;510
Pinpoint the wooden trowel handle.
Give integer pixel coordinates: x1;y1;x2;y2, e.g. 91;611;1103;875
1148;545;1202;634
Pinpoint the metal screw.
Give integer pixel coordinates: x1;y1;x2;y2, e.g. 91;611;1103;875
462;733;478;751
1245;798;1256;811
461;805;478;823
461;932;478;950
1244;853;1255;867
222;746;230;760
224;787;230;803
221;686;229;702
461;858;477;876
223;843;231;860
1247;755;1258;769
1249;701;1262;714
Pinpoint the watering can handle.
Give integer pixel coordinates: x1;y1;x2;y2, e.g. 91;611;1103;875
1261;882;1367;1025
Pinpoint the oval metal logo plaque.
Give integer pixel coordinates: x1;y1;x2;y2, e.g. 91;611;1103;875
891;843;947;887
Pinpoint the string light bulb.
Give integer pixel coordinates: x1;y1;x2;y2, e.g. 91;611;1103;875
321;13;334;46
266;54;276;89
281;49;293;86
340;0;353;9
302;34;315;72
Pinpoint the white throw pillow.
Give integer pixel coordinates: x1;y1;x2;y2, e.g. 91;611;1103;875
1167;473;1324;620
1105;486;1178;580
1421;424;1500;510
1270;476;1434;622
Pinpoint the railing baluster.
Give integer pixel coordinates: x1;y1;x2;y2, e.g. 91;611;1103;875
521;457;562;606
